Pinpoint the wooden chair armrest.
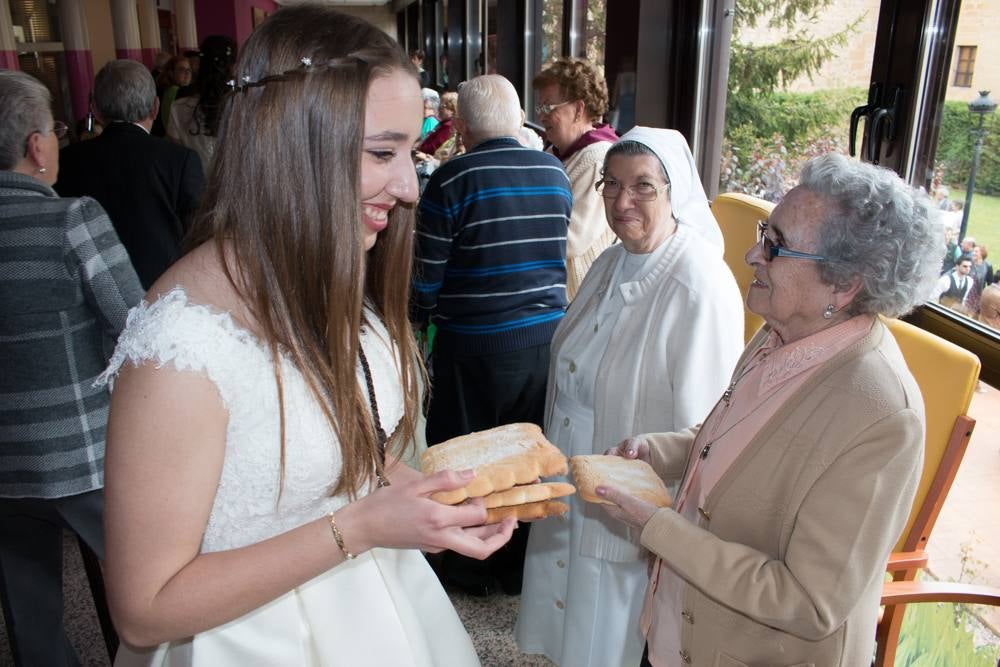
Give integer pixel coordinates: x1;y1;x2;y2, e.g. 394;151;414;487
885;551;928;571
881;581;1000;606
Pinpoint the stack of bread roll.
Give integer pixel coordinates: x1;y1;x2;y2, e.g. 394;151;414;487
420;423;575;523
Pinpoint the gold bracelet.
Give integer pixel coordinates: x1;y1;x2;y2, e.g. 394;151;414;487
328;511;355;560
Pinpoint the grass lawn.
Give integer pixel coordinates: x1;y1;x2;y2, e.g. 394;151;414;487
948;188;1000;252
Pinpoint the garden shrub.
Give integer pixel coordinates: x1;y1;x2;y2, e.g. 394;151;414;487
936;100;1000;196
721;88;865;200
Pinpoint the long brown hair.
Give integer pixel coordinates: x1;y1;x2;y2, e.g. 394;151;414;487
188;5;423;498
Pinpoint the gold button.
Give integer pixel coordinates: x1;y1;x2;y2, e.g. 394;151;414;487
698;507;711;522
569;361;577;373
555;600;565;609
556;560;565;568
681;610;694;624
679;649;692;663
563;417;570;427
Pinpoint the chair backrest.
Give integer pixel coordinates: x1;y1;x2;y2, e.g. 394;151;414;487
881;317;980;554
710;192;773;342
876;317;980;667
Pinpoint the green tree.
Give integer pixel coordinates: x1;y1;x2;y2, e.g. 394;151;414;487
728;0;862;96
722;1;866;197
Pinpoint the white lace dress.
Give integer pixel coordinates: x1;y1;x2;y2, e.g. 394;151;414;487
103;288;480;667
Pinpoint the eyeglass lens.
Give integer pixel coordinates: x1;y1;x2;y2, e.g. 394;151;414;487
757;221;776;259
598;181;661;201
535;101;566;115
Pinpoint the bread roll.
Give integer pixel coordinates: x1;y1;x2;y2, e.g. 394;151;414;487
484;500;569;524
482;482;576;509
570;455;671;508
421;423;568;504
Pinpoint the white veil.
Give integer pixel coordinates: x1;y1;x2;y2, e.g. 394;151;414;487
616;126;725;251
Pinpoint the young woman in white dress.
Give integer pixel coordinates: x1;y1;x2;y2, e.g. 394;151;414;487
515;128;744;667
100;6;515;666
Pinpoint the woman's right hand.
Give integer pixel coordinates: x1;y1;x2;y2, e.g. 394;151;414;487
605;436;651;464
334;469;516;561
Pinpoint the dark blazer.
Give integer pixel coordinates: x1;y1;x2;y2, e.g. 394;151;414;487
55;122;204;289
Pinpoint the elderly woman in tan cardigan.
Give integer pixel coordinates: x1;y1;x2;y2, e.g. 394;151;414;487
598;154;941;667
533;59;619;299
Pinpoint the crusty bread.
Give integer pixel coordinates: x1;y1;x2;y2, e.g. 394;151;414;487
421;423;568;505
484;500;569;524
570;455;671;508
482;482;576;509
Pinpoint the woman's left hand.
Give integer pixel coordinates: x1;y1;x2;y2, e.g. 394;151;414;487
596;485;658;530
383;459;517;549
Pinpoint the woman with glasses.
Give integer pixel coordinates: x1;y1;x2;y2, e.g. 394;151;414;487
0;70;143;666
167;35;237;176
598;153;941;667
533;58;620;299
153;56;193;137
516;127;743;667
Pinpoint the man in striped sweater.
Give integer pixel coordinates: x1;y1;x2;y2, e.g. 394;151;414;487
414;74;572;596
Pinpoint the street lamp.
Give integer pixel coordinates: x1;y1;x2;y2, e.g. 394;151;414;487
959;90;997;244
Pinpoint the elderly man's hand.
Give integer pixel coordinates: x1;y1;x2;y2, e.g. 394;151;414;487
596;485;658;530
605;436;651;464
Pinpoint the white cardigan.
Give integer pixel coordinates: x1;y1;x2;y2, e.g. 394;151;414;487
544;224;745;561
563;141;618;299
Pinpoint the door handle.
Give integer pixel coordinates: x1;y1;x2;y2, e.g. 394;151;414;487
867;86;905;165
849;83;882;158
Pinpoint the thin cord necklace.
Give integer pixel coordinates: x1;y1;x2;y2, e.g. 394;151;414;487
358;344;390;487
698;351;771;460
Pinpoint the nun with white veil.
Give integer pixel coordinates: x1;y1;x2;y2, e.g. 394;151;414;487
515;127;744;667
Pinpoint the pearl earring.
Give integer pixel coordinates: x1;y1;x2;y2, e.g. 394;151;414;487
823;304;835;319
37;167;46;174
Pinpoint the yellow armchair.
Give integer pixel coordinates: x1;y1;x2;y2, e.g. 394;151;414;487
875;317;1000;666
710;192;774;342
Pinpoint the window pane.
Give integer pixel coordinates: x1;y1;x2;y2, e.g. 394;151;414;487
17;51;72;135
541;0;562;65
10;0;61;44
930;9;999;335
953;45;976;88
585;0;606;78
485;0;497;74
720;1;878;201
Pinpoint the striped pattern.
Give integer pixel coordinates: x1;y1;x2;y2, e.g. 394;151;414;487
0;171;142;498
414;138;572;354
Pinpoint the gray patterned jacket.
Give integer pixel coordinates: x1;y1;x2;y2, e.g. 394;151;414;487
0;170;142;498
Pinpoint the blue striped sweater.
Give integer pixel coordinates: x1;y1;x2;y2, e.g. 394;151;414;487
414;137;572;354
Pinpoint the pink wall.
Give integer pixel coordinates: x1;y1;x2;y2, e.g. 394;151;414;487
194;0;277;48
234;0;278;46
141;48;157;69
194;0;236;45
116;48;144;62
65;50;94;122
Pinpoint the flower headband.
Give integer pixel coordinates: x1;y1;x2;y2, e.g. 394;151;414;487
227;55;365;94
